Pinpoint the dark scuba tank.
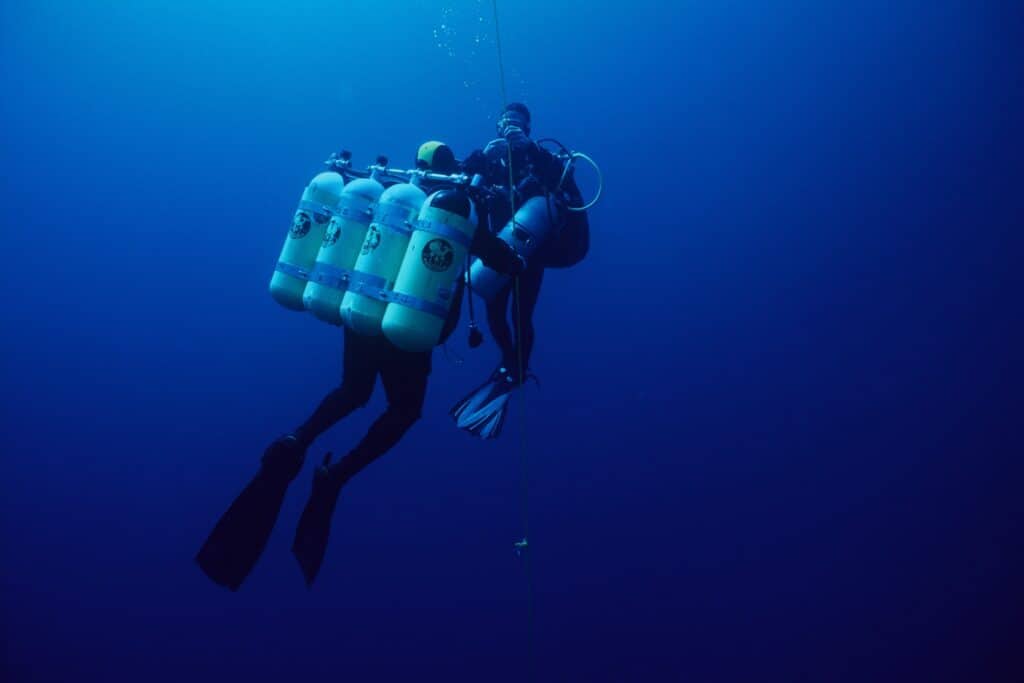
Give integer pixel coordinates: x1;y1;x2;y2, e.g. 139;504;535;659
467;194;562;301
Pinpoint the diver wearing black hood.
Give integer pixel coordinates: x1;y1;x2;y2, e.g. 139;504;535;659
450;103;590;438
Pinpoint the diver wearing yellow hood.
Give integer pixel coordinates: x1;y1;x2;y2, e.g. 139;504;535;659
196;141;525;590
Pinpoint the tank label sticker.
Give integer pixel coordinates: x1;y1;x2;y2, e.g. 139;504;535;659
361;224;382;254
323;219;341;247
422;239;454;272
290;211;312;238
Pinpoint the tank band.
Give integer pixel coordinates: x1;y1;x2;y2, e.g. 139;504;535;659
346;278;450;320
416;218;473;249
374;206;416;235
275;261;310;281
336;201;374;226
309;262;356;291
378;289;450;319
298;199;338;220
345;270;389;297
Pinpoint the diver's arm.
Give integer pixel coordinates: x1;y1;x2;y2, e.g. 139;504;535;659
460;149;488;176
471;228;524;275
528;145;567;194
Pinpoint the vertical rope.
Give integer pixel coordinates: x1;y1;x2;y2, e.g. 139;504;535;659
490;1;535;679
513;276;534;682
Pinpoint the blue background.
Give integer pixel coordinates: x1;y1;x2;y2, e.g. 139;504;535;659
1;1;1020;681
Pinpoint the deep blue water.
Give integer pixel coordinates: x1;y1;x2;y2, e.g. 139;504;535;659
1;2;1020;681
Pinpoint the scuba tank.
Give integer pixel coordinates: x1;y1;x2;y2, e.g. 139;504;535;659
382;189;479;352
269;171;345;311
339;181;427;336
468;194;563;301
302;175;385;324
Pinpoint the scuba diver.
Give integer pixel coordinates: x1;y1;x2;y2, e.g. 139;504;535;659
450;103;591;439
196;141;525;590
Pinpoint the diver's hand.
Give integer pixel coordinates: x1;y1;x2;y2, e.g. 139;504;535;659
462;149;487;175
510;253;527;276
483;138;508;164
483;135;535;180
497;241;526;276
504;126;530;153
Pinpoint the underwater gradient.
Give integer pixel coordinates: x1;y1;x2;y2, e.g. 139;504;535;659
1;1;1020;681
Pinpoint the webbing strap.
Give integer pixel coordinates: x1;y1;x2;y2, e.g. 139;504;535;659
275;261;309;281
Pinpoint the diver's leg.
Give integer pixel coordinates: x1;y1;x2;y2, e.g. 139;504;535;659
509;265;544;376
196;329;379;590
293;328;377;447
333;345;430;480
291;344;430;586
486;282;515;369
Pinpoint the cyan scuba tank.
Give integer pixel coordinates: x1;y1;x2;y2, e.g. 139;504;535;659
339;182;427;336
468;194;563;301
382;189;479;352
269;172;345;311
302;176;385;324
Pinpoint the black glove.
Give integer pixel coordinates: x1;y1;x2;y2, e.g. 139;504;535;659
484;132;535;170
462;149;487;175
511;253;527;276
497;240;526;276
508;129;538;170
483;138;508;164
505;127;531;154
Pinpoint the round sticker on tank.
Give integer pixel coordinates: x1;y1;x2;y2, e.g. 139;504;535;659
421;238;454;272
323;219;341;247
361;224;382;255
290;211;312;238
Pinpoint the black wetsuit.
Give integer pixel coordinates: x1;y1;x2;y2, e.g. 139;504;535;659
464;138;590;375
195;187;526;592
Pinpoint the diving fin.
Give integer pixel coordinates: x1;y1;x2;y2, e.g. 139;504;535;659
450;367;520;440
195;435;305;591
449;373;501;426
458;390;513;439
291;453;346;587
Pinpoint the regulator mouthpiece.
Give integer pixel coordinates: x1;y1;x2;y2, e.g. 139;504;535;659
497;109;530;138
